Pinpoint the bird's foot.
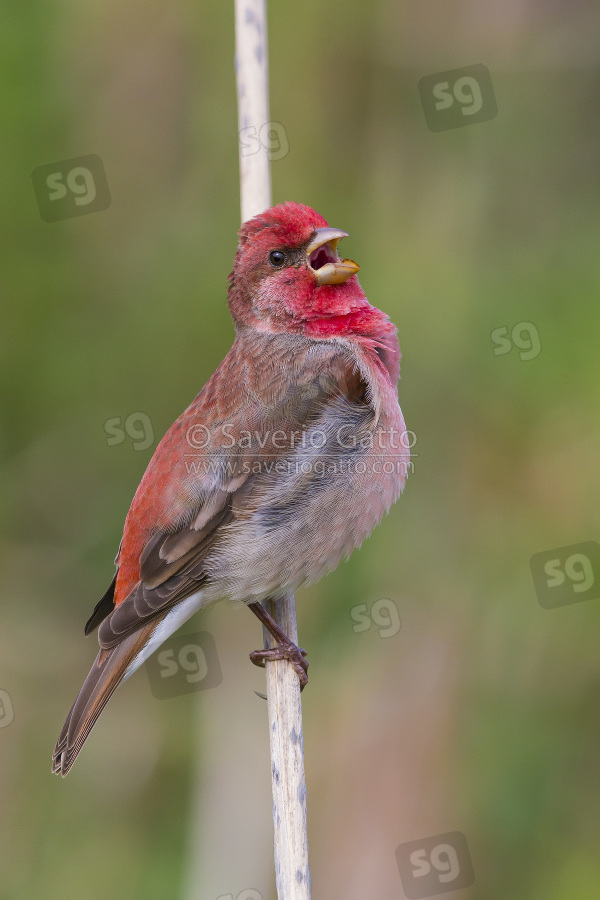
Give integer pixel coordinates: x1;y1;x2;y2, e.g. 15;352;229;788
250;640;309;690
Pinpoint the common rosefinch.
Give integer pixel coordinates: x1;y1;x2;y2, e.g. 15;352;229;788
52;202;409;776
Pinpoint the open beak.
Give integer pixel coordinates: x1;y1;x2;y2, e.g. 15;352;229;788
305;227;360;285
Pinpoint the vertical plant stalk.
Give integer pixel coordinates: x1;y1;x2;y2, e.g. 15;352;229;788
235;0;271;220
235;3;312;899
262;596;311;899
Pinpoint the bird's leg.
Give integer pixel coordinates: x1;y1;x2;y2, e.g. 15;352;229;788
248;600;309;690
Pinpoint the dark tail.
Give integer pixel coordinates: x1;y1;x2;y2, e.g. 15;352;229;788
52;619;161;776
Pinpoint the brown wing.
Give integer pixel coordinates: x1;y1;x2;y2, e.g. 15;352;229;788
97;500;235;648
53;495;238;775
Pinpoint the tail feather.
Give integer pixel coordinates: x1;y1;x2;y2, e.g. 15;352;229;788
51;618;164;776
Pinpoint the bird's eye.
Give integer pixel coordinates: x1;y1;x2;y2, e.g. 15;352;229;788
269;250;286;268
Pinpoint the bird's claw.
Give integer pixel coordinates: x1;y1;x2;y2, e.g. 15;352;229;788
250;642;309;690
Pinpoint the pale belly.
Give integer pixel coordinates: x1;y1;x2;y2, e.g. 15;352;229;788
201;396;409;605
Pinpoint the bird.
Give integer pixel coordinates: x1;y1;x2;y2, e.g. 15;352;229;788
52;201;409;776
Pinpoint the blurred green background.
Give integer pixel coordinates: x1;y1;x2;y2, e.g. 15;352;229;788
2;1;600;898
